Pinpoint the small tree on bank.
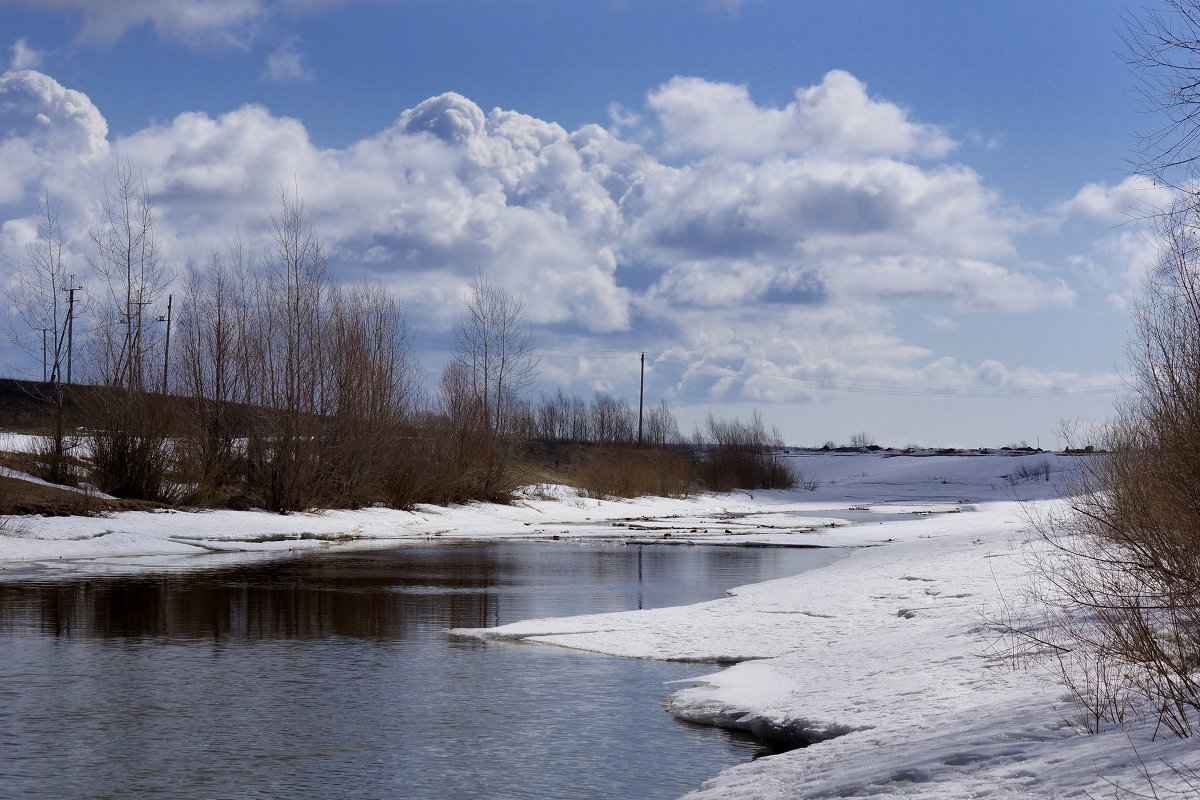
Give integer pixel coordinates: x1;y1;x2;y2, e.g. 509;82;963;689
84;164;173;501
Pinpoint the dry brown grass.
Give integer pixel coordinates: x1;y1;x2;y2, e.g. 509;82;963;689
566;444;696;500
0;473;162;517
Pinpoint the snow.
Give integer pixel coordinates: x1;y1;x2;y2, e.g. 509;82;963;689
0;448;1191;797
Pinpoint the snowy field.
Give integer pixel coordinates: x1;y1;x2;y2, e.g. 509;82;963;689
0;450;1191;797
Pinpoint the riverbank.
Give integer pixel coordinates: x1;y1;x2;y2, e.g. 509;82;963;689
0;450;1070;570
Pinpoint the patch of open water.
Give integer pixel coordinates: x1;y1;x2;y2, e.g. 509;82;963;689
0;541;842;799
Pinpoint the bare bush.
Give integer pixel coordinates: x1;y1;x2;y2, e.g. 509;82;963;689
848;431;876;449
1005;458;1053;485
1013;205;1200;739
439;362;529;503
697;411;795;492
30;428;81;487
992;5;1200;755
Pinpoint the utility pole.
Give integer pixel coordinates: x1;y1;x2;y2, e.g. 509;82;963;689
124;299;152;391
638;351;645;446
158;294;172;394
61;277;81;385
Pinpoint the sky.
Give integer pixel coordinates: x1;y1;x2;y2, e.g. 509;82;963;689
0;0;1169;447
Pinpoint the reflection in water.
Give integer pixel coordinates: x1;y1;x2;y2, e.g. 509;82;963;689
0;542;842;800
0;543;839;641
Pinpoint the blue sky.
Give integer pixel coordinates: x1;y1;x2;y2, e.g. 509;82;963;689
0;0;1162;446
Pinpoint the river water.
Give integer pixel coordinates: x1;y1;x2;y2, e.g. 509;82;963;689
0;541;842;799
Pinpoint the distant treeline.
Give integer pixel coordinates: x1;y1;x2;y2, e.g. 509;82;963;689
10;170;797;513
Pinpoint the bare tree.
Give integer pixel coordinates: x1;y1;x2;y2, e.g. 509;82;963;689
6;193;72;382
82;164;175;500
848;431;876;449
1004;4;1200;745
644;399;683;447
589;391;635;444
322;281;421;506
87;163;171;392
4;193;79;483
173;244;247;502
244;187;330;512
451;274;540;435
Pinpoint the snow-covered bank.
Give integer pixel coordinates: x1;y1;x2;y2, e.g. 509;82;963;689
0;451;1073;571
452;454;1196;799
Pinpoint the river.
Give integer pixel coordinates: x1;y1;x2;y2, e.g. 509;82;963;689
0;541;842;799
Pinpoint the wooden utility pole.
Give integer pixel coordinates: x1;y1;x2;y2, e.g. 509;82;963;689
159;294;172;394
638;351;645;446
61;277;81;385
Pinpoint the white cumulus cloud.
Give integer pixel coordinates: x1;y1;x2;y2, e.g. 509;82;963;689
1058;175;1174;223
648;71;956;161
0;67;1115;405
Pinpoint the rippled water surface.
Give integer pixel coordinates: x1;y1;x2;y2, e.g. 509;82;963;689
0;542;841;799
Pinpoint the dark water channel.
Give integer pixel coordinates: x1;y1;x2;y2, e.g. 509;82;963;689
0;542;842;800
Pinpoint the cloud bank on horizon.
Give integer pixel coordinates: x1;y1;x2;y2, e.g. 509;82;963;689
0;58;1149;443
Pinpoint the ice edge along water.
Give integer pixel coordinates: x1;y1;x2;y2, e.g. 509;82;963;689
0;451;1195;798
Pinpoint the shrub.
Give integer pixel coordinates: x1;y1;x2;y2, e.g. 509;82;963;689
83;388;175;502
848;431;876;449
1013;204;1200;738
1005;458;1052;484
697;412;796;492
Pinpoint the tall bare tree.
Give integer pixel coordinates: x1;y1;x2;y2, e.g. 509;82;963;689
242;187;331;511
83;164;174;500
173;243;249;502
321;281;421;506
87;163;172;392
451;274;539;435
